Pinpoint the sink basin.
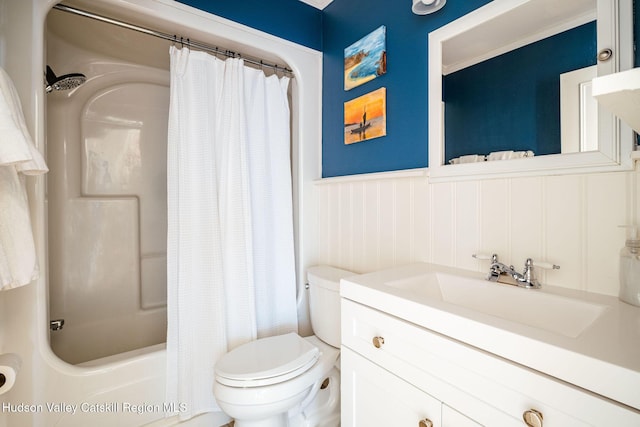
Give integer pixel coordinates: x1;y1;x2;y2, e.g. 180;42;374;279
386;272;607;338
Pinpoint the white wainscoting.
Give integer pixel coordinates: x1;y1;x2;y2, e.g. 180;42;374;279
314;168;639;296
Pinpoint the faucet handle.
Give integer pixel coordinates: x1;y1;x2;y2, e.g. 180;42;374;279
473;253;499;262
520;258;560;289
529;259;560;270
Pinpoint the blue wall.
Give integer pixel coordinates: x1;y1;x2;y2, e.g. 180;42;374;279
321;0;491;177
177;0;322;51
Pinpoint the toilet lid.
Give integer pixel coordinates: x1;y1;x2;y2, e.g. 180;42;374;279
215;333;320;387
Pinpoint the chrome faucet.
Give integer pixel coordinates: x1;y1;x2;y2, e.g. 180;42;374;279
473;254;559;289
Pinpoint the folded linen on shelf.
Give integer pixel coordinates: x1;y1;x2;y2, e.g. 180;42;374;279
487;150;535;161
449;154;486;164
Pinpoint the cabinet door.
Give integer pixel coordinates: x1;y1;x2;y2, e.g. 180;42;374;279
342;347;441;427
442;404;481;427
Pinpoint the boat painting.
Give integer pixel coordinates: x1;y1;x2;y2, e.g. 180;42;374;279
344;25;386;91
344;87;387;144
350;122;371;135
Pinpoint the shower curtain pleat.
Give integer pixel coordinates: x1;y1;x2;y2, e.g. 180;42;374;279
243;69;297;338
166;46;298;420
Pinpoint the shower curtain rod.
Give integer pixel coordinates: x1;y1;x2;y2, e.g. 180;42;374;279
52;3;294;76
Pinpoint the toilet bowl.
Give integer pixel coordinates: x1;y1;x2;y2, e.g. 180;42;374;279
213;266;353;427
214;335;339;427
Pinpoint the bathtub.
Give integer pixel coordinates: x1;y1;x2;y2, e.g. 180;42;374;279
0;0;321;425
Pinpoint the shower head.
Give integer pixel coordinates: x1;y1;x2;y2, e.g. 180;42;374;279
45;66;86;93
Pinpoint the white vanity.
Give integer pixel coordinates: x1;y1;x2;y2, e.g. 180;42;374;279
340;263;640;426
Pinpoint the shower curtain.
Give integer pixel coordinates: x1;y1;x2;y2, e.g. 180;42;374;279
166;46;298;420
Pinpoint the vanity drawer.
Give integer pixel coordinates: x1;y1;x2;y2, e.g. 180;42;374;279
342;298;639;426
342;346;442;427
442;405;482;427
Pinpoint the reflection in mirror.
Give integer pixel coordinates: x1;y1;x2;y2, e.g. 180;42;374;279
560;65;598;154
443;21;596;164
428;0;634;181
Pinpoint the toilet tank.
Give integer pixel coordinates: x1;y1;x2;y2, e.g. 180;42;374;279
307;265;355;348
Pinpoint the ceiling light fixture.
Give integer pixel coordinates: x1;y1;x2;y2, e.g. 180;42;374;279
412;0;446;15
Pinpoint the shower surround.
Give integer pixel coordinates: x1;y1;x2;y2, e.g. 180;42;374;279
46;7;169;365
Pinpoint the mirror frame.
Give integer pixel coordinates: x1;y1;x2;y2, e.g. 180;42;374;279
428;0;634;182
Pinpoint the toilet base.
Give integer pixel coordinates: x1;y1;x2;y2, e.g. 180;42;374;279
216;388;309;427
288;367;340;427
232;414;287;427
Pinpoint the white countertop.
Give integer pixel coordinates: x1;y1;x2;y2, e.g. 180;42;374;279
340;263;640;411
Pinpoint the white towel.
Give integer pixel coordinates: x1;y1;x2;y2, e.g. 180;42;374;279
508;150;535;159
449;154;486;164
487;150;514;161
0;67;48;290
459;154;486;163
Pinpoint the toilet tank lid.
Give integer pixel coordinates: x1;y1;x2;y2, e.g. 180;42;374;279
307;265;355;292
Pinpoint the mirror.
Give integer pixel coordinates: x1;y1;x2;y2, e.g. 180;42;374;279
428;0;634;181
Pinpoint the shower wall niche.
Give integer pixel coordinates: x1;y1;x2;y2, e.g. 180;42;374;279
46;8;170;364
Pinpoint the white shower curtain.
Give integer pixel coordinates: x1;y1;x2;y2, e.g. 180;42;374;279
166;46;298;420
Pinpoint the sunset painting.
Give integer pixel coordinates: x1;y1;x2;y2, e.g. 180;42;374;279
344;87;387;145
344;25;387;91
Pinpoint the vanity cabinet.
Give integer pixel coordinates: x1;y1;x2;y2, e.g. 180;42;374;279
341;298;638;426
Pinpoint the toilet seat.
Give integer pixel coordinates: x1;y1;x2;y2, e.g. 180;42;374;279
215;333;320;387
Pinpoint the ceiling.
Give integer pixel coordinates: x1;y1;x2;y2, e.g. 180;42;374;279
298;0;333;9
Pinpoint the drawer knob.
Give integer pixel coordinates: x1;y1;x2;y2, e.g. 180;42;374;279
523;409;543;427
418;419;433;427
372;336;385;348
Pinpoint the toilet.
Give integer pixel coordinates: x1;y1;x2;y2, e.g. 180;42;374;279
213;265;353;427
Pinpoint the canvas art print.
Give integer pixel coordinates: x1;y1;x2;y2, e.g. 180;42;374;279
344;25;387;91
344;87;387;145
